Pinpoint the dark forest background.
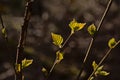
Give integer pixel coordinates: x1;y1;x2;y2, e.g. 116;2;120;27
0;0;120;80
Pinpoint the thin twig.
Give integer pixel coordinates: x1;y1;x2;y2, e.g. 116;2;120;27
62;33;73;48
97;0;113;31
15;0;33;80
77;38;94;80
76;0;113;79
87;40;120;80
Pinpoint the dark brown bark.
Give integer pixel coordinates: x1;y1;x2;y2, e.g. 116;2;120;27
15;0;33;80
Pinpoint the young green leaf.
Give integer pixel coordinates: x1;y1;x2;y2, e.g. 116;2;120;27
95;66;104;77
94;65;109;77
22;58;33;69
42;67;47;72
42;67;48;76
69;18;86;34
15;64;21;72
89;76;94;80
1;28;7;38
94;71;98;76
51;33;63;48
92;61;97;71
108;38;116;48
87;24;97;36
92;61;108;77
56;51;64;64
99;71;110;76
97;65;103;72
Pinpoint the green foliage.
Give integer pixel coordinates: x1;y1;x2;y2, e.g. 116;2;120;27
0;0;117;80
22;58;33;69
69;18;86;34
1;28;7;38
89;77;94;80
42;67;48;76
51;33;63;48
92;61;97;71
87;24;97;36
15;64;21;72
98;71;110;76
42;67;47;72
56;51;64;64
108;38;116;48
92;61;109;77
15;58;33;72
97;65;103;72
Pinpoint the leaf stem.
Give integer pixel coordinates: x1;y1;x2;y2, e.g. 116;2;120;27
61;33;73;48
46;58;57;80
49;60;57;73
88;40;120;80
76;0;113;79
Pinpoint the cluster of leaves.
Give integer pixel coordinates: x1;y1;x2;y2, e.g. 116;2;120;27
1;16;118;80
42;18;86;77
41;18;120;80
51;18;86;63
69;19;86;34
16;58;33;73
89;38;118;80
90;61;109;80
1;0;119;80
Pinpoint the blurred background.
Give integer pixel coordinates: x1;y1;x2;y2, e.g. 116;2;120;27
0;0;120;80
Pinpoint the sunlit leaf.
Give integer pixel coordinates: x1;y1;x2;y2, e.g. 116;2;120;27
69;19;86;34
95;71;99;77
56;51;64;64
87;24;97;36
42;67;47;72
42;67;48;76
76;23;86;30
94;65;109;77
108;38;116;48
1;28;7;38
92;61;97;71
2;28;5;34
15;64;21;72
22;58;33;69
92;61;110;77
99;71;110;76
51;33;63;48
97;65;103;71
89;76;94;80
